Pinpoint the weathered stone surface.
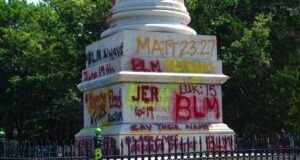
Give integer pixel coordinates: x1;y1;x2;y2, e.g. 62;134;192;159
87;30;217;69
82;83;224;126
102;0;196;38
76;0;234;156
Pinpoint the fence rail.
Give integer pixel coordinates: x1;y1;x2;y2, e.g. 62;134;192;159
0;134;299;159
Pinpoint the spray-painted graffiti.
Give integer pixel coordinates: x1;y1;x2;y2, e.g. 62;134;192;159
82;58;220;82
108;111;122;122
85;91;107;120
165;59;217;73
125;83;222;123
86;42;123;67
206;136;233;151
82;60;119;82
75;138;94;157
84;85;122;123
124;135;180;154
120;135;233;154
102;137;120;155
85;31;218;70
129;123;209;132
173;85;220;122
173;84;220;122
131;85;159;104
131;58;162;72
135;107;154;120
135;35;216;59
129;58;219;73
84;83;222;124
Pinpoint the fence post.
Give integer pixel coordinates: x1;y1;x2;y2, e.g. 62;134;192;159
134;138;137;160
168;138;170;156
230;136;234;160
199;136;202;160
187;137;190;160
155;138;158;160
161;137;164;157
225;135;227;160
206;136;209;160
121;139;123;157
128;138;131;159
70;140;73;159
175;136;178;159
180;137;184;158
212;136;215;160
193;137;196;160
141;136;144;158
218;136;221;159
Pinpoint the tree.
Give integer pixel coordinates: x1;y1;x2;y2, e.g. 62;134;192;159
0;0;111;140
186;0;300;133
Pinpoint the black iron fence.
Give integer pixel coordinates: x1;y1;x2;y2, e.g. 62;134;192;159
0;141;85;159
0;134;299;160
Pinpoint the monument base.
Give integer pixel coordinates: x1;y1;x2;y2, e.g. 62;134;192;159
76;123;234;156
76;30;236;157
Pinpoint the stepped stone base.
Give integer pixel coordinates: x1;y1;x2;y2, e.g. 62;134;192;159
75;30;235;157
76;123;234;156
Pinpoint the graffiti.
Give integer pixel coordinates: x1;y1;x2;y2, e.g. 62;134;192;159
131;58;161;72
102;137;120;155
124;135;179;154
85;91;107;120
82;62;116;82
94;148;102;160
135;36;216;58
84;83;221;123
108;89;122;109
173;84;220;122
125;84;222;123
121;135;233;154
131;85;159;103
108;111;122;123
179;84;203;95
98;135;234;155
86;43;123;66
173;94;220;122
186;124;209;130
127;84;176;110
85;86;122;121
82;58;219;82
129;124;209;132
124;135;198;154
156;124;181;131
130;124;152;131
135;107;154;120
206;136;233;151
75;138;93;157
165;59;216;73
129;58;217;73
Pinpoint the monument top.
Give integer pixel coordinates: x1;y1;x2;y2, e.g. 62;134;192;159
101;0;197;38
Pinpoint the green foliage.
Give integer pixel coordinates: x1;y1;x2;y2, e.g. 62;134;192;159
186;0;300;133
0;0;110;140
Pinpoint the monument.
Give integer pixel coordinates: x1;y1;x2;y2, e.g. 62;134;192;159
75;0;235;157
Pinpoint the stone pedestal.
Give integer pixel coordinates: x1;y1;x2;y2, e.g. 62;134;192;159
75;30;234;156
102;0;196;38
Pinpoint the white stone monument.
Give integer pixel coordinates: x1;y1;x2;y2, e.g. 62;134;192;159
75;0;234;157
